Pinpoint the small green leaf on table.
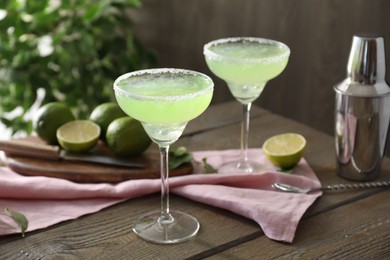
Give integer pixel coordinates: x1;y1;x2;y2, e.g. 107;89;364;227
202;157;218;173
4;207;28;237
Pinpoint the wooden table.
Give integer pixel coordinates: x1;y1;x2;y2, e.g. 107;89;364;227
0;101;389;259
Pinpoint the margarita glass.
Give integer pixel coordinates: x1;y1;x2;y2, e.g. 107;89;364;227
113;68;213;244
203;37;290;172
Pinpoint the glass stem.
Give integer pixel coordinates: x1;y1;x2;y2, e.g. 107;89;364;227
240;103;252;168
159;144;173;224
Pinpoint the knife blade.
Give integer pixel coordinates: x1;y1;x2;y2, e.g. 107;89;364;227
58;150;145;168
0;139;145;168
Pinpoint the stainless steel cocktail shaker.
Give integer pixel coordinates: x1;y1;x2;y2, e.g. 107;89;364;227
334;34;390;181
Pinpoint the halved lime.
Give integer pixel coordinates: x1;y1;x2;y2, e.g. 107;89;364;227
56;120;101;153
262;133;306;169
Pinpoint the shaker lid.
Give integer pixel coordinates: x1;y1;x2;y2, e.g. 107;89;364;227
334;34;390;97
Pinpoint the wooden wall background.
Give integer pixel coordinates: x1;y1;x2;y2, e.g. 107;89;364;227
128;0;390;140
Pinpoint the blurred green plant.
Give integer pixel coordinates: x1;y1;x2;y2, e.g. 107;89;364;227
0;0;155;136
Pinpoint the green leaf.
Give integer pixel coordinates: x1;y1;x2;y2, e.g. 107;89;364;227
202;158;218;174
83;3;105;24
169;146;193;170
4;207;28;237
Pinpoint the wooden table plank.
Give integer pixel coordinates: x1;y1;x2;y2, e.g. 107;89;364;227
207;189;390;259
0;194;261;259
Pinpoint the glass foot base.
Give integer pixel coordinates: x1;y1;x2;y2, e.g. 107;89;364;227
132;210;200;244
220;160;267;173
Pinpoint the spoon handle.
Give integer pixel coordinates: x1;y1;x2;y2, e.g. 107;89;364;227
322;181;390;191
272;181;390;194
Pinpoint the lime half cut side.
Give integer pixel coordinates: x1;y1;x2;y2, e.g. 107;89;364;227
56;120;101;153
262;133;306;169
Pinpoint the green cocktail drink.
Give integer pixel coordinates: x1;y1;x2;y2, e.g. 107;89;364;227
114;68;213;244
115;70;213;144
204;37;290;172
204;38;289;104
115;71;213;124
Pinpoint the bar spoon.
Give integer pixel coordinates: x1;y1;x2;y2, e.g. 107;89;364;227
272;181;390;194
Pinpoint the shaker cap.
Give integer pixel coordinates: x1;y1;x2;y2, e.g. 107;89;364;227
334;34;390;97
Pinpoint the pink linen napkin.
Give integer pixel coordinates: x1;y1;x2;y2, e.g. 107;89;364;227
0;149;322;243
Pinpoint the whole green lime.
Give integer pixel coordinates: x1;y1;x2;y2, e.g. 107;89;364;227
89;102;127;141
33;102;75;144
106;117;152;157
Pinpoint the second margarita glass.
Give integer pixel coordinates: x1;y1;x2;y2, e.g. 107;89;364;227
203;37;290;172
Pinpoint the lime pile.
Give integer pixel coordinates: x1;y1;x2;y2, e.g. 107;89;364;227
89;102;127;141
262;133;306;169
32;102;151;156
89;102;151;157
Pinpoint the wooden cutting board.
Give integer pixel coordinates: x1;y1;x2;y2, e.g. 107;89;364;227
3;137;193;183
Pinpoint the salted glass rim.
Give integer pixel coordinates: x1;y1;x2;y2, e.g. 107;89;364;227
203;37;291;63
113;68;214;102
